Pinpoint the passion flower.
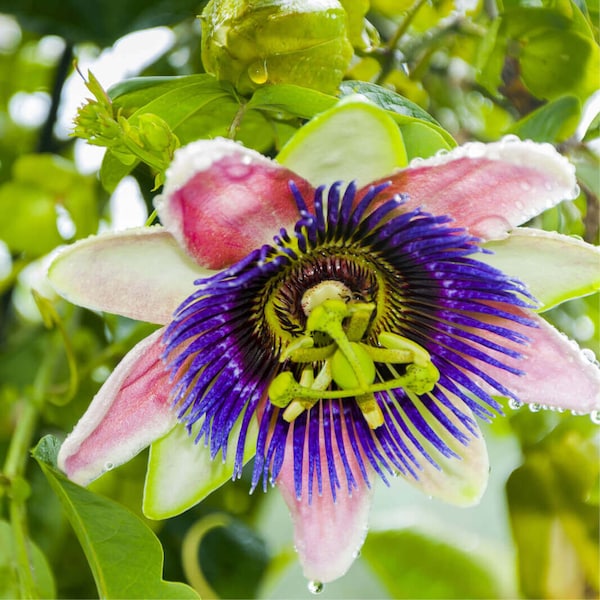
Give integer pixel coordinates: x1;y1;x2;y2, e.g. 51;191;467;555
49;103;600;584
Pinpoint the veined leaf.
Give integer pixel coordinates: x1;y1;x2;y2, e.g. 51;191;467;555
510;96;581;143
339;80;456;149
32;435;199;600
247;83;337;119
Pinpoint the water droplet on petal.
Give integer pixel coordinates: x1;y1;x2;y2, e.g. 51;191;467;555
529;403;541;412
308;580;324;595
582;348;599;365
591;410;600;425
508;398;523;410
104;462;114;471
571;410;584;416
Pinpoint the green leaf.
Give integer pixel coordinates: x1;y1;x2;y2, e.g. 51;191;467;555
101;76;236;190
277;97;407;186
0;520;56;599
100;151;139;194
109;75;227;114
32;435;200;600
193;517;268;600
582;109;600;143
400;120;454;160
362;529;502;599
247;83;336;119
1;0;202;46
510;96;581;143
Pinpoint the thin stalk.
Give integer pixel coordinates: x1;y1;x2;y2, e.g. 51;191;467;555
2;333;61;598
375;0;429;84
37;41;74;153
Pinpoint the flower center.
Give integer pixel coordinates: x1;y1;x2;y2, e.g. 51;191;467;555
265;255;440;429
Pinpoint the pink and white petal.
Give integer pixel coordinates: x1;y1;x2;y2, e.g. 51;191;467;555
58;328;177;485
480;228;600;311
143;413;258;520
368;138;578;241
276;416;375;583
155;138;314;270
391;396;489;506
277;98;407;187
49;227;207;324
471;310;600;413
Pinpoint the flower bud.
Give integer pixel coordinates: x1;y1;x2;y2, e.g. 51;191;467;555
200;0;353;95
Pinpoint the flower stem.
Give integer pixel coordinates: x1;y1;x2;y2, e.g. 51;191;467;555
3;399;40;598
2;331;62;598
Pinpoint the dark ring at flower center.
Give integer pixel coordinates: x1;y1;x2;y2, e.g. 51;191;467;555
263;247;382;344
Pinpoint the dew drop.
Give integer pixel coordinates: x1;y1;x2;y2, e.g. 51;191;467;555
582;348;599;365
590;410;600;425
104;462;114;471
308;580;324;595
571;410;584;416
528;403;541;412
248;59;268;85
508;398;523;410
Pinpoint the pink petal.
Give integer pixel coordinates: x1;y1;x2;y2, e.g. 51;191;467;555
275;415;375;583
367;138;578;241
471;310;600;413
155;138;314;270
48;227;207;325
58;329;177;485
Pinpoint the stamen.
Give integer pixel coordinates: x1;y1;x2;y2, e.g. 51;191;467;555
268;296;440;428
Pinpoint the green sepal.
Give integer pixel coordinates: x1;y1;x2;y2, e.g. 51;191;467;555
143;414;258;520
277;96;408;186
480;228;600;312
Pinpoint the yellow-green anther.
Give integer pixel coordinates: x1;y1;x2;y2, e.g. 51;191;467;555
268;372;297;408
356;393;384;429
363;345;414;364
402;363;440;395
331;343;375;391
283;400;309;422
378;331;432;367
281;364;328;422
